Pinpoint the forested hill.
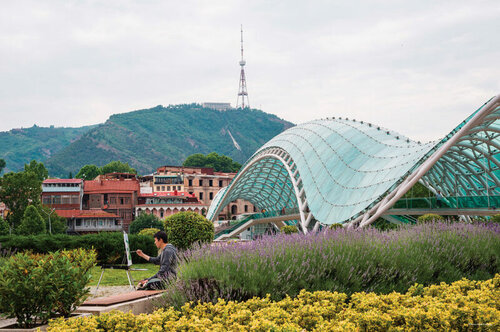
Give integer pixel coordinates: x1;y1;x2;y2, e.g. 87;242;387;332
44;104;294;177
0;125;96;174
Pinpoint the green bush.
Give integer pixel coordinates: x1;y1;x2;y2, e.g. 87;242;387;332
0;248;96;328
0;217;9;236
138;227;160;237
329;223;344;230
0;232;156;264
492;214;500;223
164;211;214;250
281;225;299;234
417;213;444;223
129;213;164;234
17;205;45;235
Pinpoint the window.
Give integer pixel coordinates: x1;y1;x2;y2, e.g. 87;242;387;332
219;180;223;187
167;186;171;191
76;220;82;227
42;196;51;204
156;186;160;191
199;192;203;200
161;186;165;191
188;179;193;186
254;206;257;212
120;198;124;205
209;192;213;200
160;210;164;218
209;180;213;186
245;205;248;212
110;197;116;204
199;179;203;186
177;186;181;190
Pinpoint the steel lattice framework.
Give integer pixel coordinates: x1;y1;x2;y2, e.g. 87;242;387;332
208;95;500;230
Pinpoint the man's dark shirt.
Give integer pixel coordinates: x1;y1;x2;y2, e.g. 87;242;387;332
147;244;177;281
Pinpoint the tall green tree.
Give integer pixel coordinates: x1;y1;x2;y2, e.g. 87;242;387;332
17;205;45;235
183;152;242;172
37;205;67;234
24;160;49;182
100;161;137;175
0;171;42;229
0;159;5;174
75;164;101;180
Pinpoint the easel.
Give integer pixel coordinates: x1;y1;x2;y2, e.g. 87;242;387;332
94;231;147;293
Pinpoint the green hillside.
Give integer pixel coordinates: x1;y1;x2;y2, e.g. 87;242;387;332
0;125;95;174
45;104;294;177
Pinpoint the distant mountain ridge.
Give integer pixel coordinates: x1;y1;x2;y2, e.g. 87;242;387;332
1;104;294;177
0;125;96;174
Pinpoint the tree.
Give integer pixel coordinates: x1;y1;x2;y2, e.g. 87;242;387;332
101;161;137;175
0;159;5;174
183;152;242;172
17;205;45;235
75;164;101;180
0;171;42;229
129;213;164;234
0;217;9;236
24;160;49;182
164;211;214;250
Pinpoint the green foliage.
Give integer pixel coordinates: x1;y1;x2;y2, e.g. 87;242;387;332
24;160;49;181
138;228;161;237
402;182;432;198
0;125;95;174
0;217;9;236
43;105;293;177
370;218;399;231
0;249;97;328
0;158;5;174
101;160;137;175
164;211;214;250
0;170;42;228
75;164;101;180
329;223;344;230
17;205;45;235
491;214;500;223
129;213;164;234
0;232;157;264
281;225;299;234
417;213;445;223
183;152;242;172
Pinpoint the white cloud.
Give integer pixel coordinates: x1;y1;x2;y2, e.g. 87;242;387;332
0;0;499;142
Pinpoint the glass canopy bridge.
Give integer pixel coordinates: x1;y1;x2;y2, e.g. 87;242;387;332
208;94;500;235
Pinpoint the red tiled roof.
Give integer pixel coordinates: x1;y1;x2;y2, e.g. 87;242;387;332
44;179;83;184
55;209;119;219
84;180;140;193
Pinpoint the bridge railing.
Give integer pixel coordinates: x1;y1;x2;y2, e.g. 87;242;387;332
392;196;500;210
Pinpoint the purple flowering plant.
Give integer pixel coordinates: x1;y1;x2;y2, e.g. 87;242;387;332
163;221;499;307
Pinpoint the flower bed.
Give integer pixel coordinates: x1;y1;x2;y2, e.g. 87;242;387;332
166;222;499;306
47;275;500;331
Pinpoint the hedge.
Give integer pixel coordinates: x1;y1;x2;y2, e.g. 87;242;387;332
0;232;156;264
47;275;500;331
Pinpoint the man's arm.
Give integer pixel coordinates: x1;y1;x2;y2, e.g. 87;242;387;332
136;249;160;264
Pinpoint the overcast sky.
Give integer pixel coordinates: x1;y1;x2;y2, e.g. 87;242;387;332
0;0;499;141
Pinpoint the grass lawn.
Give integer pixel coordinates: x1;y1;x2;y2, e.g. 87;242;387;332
88;264;157;286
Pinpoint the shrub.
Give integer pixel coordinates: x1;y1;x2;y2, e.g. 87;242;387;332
0;232;157;264
0;217;9;236
0;249;97;328
281;225;299;234
492;214;500;223
164;211;214;250
417;213;444;223
329;223;344;230
130;213;164;234
138;228;161;237
167;222;500;306
48;275;500;331
17;205;45;235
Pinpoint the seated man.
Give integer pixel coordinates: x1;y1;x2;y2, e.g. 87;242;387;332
135;231;177;290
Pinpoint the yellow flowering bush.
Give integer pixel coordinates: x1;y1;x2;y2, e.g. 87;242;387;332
48;274;499;331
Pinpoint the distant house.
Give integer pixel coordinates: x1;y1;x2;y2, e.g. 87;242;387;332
202;102;232;111
136;191;203;218
56;209;121;234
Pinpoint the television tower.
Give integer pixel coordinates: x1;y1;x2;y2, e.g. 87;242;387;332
236;25;250;109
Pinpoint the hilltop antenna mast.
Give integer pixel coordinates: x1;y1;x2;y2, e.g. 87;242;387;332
236;25;250;109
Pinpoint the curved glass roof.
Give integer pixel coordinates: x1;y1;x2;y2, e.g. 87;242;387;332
208;96;500;227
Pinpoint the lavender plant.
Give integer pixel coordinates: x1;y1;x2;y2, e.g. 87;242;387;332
163;222;499;307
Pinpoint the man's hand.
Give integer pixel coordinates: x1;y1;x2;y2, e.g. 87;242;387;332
137;279;146;289
135;249;150;262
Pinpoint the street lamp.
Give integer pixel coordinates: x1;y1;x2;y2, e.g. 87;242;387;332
41;207;55;234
